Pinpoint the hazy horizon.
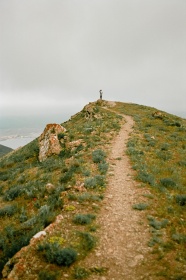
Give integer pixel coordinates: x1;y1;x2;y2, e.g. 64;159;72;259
0;0;185;122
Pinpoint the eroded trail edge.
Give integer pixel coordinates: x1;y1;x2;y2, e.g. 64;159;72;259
83;115;151;280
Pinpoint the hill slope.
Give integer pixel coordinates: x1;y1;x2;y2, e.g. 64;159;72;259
0;100;186;279
0;144;13;158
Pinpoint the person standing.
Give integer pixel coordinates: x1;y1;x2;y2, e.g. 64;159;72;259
99;89;103;100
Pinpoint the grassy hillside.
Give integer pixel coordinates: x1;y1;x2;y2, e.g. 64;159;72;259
0;144;13;158
0;100;185;279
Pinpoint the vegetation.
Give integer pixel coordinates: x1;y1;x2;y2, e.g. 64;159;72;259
113;102;186;279
0;100;114;278
38;242;77;266
0;100;185;279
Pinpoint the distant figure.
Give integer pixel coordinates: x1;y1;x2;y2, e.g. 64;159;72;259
99;89;103;100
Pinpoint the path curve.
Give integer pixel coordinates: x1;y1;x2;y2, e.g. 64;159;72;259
81;115;151;280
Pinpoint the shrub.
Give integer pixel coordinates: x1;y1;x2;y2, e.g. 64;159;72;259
178;160;186;167
132;203;149;210
39;242;77;266
38;270;58;280
175;194;186;206
58;132;65;140
47;193;63;210
160;178;176;188
3;185;23;201
0;173;9;182
172;233;186;244
92;149;106;163
77;193;103;203
0;186;3;195
78;232;96;251
73;267;90;279
73;214;96;225
84;177;97;189
160;143;170;151
0;204;18;217
84;175;105;189
60;165;79;184
136;171;155;186
147;216;169;230
156;151;172;161
98;162;109;174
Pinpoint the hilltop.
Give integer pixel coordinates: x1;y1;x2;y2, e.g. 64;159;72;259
0;144;13;158
0;100;186;279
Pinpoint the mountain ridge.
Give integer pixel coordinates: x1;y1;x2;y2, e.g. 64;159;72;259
0;100;186;279
0;144;13;158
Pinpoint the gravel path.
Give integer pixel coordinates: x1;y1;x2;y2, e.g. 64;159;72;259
81;115;151;280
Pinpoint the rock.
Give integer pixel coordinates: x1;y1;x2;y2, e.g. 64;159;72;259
152;111;164;120
67;139;84;150
38;123;66;162
74;183;86;192
32;231;46;239
46;183;55;193
128;254;144;267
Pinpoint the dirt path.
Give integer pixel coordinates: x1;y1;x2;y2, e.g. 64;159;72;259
81;115;151;280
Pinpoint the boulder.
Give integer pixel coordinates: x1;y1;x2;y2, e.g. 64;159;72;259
67;139;84;150
38;123;66;162
46;183;56;194
152;111;165;120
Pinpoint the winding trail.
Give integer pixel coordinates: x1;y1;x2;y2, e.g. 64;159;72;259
81;115;151;279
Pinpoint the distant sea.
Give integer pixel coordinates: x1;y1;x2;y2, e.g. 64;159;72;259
0;112;73;149
0;109;185;150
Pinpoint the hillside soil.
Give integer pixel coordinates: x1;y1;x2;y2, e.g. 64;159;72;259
79;115;154;280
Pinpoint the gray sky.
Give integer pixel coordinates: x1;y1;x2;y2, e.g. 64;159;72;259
0;0;186;118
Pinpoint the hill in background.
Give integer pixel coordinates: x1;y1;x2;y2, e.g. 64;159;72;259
0;144;13;158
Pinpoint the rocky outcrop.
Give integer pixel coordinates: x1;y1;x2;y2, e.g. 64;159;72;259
67;139;84;150
83;102;103;120
38;123;66;162
152;111;165;120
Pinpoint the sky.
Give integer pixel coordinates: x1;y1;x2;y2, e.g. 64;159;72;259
0;0;186;121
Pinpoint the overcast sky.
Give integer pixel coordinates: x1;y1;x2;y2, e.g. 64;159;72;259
0;0;186;119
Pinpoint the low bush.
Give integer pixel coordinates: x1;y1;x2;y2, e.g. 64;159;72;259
73;214;96;225
3;185;23;201
92;149;106;163
147;216;169;230
136;171;155;186
38;270;58;280
98;162;109;174
84;175;105;189
0;204;18;217
38;242;77;266
73;267;90;279
172;233;186;244
175;194;186;206
58;132;65;140
77;193;103;203
78;232;96;251
160;178;176;188
132;203;149;210
0;186;3;195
